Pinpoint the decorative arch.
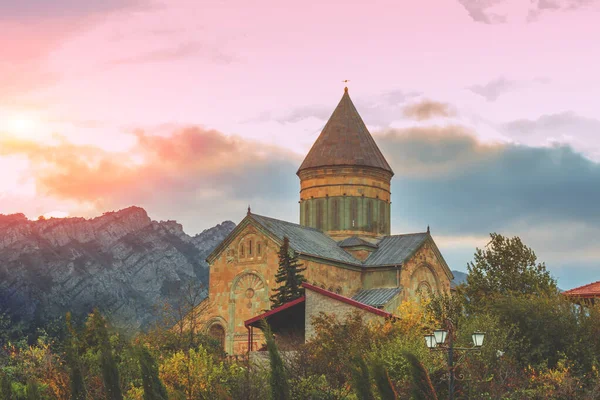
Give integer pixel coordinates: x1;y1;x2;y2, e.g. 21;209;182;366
204;316;227;350
409;263;440;296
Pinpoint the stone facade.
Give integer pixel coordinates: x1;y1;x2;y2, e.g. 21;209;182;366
304;287;386;340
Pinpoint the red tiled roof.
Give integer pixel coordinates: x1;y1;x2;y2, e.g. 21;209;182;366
297;88;393;175
244;296;306;327
302;283;394;318
563;281;600;298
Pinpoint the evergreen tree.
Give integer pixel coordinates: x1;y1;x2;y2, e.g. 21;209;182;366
0;373;13;400
402;352;438;400
25;380;41;400
139;346;168;400
350;356;375;400
261;320;290;400
270;237;307;308
66;313;86;400
372;360;398;400
87;309;123;400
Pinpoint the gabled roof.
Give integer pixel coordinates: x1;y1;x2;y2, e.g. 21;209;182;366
352;287;402;307
303;283;394;318
563;281;600;298
338;236;378;249
297;88;393;175
250;213;360;265
364;233;429;266
244;296;306;328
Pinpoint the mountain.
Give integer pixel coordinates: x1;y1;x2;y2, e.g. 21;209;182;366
451;270;468;287
0;207;235;332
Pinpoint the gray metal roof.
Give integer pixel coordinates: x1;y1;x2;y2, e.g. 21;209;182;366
364;233;429;266
250;214;360;265
352;287;402;307
338;236;378;248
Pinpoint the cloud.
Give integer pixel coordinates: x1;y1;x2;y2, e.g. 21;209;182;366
378;127;600;243
502;112;600;160
402;100;455;120
468;77;518;102
111;42;236;65
457;0;599;23
0;0;150;20
0;128;300;233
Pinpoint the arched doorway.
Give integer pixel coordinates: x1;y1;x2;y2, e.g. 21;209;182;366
208;323;226;349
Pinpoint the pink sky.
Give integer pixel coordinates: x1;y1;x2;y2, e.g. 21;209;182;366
1;0;600;288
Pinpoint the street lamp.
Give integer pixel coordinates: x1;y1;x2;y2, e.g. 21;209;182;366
424;320;485;400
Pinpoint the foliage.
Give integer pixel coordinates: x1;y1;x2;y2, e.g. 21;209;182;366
25;379;42;400
403;352;438;400
372;359;398;400
138;346;168;400
350;356;375;400
270;236;307;308
261;320;290;400
1;373;13;400
465;233;557;308
86;309;123;400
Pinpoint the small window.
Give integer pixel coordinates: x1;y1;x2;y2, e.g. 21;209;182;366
257;243;261;255
240;243;244;257
249;240;252;255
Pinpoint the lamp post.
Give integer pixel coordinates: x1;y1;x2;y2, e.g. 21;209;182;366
424;319;485;400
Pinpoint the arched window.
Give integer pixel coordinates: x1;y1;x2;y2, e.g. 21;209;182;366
351;198;358;228
257;242;262;256
248;240;252;256
240;242;245;258
379;204;386;233
304;202;310;225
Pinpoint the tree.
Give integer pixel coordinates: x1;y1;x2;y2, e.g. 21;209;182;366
372;360;398;400
26;380;41;400
466;233;557;306
270;237;307;308
138;346;168;400
350;356;375;400
1;373;13;400
86;310;123;400
402;352;438;400
66;313;86;400
262;320;290;400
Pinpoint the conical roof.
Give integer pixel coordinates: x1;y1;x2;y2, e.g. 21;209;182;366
297;88;393;175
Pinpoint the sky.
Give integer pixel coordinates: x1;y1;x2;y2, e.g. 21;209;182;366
1;0;599;290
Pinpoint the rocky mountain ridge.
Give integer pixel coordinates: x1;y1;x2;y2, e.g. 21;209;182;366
0;207;235;331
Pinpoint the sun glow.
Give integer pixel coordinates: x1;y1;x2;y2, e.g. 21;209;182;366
4;114;39;138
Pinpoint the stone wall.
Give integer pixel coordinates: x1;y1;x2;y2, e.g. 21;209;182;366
304;289;385;340
399;239;452;300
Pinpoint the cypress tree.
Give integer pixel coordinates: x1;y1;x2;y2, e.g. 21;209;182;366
139;346;168;400
372;359;398;400
350;356;375;400
66;312;86;400
1;373;13;400
26;380;41;400
402;352;438;400
261;320;290;400
88;310;123;400
270;237;307;308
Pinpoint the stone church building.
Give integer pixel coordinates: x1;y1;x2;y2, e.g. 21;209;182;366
201;88;454;354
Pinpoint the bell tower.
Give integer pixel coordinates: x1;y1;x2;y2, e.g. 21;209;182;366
297;87;394;241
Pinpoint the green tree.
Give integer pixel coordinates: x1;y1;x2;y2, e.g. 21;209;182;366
25;380;41;400
372;360;398;400
1;373;13;400
87;309;123;400
350;356;375;400
403;352;438;400
261;320;290;400
466;233;557;306
66;312;86;400
139;346;168;400
270;237;307;308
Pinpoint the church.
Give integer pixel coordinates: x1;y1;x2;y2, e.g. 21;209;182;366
201;87;454;354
